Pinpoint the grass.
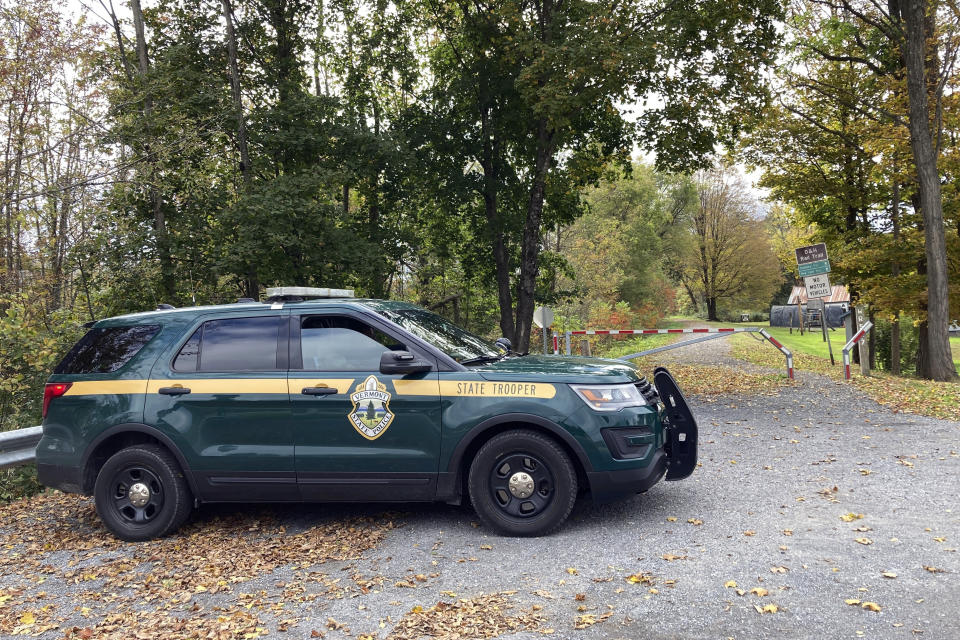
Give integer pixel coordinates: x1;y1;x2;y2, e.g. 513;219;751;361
952;336;960;372
731;331;960;421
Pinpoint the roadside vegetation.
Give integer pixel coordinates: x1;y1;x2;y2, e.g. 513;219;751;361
2;2;959;496
732;333;960;422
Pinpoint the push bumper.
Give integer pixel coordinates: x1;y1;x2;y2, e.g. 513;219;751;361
37;463;84;494
586;450;667;503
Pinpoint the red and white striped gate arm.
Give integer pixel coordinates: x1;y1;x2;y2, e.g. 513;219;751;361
568;327;755;335
759;329;794;380
841;321;873;380
560;327;794;379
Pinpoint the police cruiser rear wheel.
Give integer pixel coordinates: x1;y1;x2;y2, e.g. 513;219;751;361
468;429;577;536
94;444;193;541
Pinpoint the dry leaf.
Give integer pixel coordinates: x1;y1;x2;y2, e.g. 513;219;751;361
855;538;873;545
861;602;881;612
840;513;864;522
724;580;738;588
881;571;897;579
750;587;769;597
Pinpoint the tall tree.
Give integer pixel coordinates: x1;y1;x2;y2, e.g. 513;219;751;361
411;0;783;352
897;0;956;380
678;166;782;320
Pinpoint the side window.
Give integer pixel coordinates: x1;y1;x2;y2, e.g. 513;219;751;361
300;316;403;371
54;325;160;374
178;316;282;372
173;327;201;371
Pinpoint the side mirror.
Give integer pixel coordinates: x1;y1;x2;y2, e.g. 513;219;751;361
379;350;432;375
495;337;512;353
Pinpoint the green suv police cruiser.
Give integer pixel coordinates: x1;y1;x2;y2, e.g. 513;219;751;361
37;288;697;541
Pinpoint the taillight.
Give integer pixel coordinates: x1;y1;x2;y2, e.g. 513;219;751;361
42;382;72;418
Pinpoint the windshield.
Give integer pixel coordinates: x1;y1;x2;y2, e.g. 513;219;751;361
375;308;500;363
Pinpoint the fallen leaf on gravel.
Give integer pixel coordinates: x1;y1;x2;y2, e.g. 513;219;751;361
750;587;769;597
855;538;873;545
881;571;897;579
666;517;678;522
770;566;788;574
479;544;492;550
933;537;946;542
661;554;687;561
862;602;882;612
533;590;555;599
724;580;738;588
859;469;872;475
922;566;944;573
743;530;756;537
845;599;861;606
573;612;612;630
782;529;793;536
391;592;543;639
687;518;703;526
840;513;865;522
753;604;779;614
566;567;579;575
626;573;655;586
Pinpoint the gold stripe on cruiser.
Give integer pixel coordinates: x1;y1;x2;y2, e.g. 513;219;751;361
63;380;149;396
146;379;289;394
394;379;555;399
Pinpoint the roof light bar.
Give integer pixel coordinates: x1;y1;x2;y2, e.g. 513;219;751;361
264;286;355;302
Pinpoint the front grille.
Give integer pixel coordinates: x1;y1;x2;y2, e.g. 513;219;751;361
635;377;659;405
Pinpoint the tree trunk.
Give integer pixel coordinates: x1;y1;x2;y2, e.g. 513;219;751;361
479;104;515;343
130;0;176;302
222;0;251;187
706;297;718;321
891;178;901;375
515;119;555;353
902;0;956;380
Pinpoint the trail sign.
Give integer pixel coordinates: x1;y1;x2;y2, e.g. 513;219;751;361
796;243;828;264
798;259;831;277
804;273;831;300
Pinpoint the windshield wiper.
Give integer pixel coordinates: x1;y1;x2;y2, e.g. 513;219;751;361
460;354;504;366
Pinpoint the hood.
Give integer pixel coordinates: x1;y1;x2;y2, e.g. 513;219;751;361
472;355;642;385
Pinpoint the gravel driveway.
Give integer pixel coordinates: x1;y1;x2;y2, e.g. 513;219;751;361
1;339;957;639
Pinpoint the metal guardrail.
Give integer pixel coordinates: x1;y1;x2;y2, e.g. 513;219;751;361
0;426;42;469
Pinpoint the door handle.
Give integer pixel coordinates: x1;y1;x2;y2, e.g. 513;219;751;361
302;386;337;396
158;386;191;396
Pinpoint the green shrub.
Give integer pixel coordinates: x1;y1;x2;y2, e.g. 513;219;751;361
0;466;42;503
873;317;919;374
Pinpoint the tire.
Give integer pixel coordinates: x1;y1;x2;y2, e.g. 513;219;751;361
468;429;577;537
94;444;193;541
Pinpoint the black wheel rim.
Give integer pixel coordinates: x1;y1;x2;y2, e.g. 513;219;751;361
109;465;164;524
488;452;555;518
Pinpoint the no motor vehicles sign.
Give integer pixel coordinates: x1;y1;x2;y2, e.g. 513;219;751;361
804;273;831;300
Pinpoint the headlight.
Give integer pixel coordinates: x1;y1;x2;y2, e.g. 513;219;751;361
569;383;645;411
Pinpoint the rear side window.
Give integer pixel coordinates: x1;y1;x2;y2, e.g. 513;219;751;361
54;325;160;374
173;317;281;372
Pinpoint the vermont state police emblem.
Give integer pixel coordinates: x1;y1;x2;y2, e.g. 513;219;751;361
349;375;395;440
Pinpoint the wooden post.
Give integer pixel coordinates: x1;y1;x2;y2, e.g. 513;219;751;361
579;339;591;357
856;305;870;377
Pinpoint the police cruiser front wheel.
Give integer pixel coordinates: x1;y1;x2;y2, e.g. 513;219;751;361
94;444;193;541
468;429;577;536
